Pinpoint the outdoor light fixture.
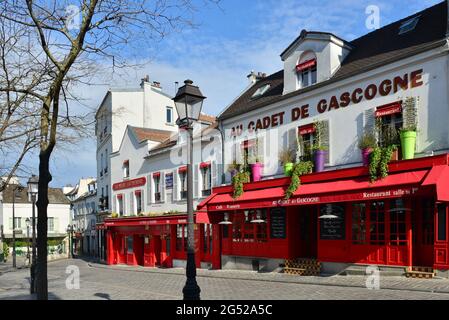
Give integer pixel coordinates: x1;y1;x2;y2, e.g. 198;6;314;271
173;79;206;128
251;210;266;224
173;79;206;301
318;204;340;219
244;210;249;222
219;212;233;225
27;175;38;294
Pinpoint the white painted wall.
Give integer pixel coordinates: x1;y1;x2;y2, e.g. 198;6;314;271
110;123;221;216
2;203;70;238
221;47;449;184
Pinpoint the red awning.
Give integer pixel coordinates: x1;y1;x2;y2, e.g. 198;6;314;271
422;165;449;201
153;172;161;178
299;123;316;135
179;166;187;173
205;170;428;212
135;190;142;195
375;101;402;117
296;59;317;72
200;162;211;169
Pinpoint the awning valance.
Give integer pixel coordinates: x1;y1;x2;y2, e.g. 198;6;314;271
204;170;428;212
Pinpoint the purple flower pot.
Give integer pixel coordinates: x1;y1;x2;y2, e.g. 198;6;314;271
361;148;373;166
251;163;264;182
314;150;327;173
230;169;238;179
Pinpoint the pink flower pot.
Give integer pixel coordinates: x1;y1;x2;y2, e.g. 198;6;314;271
362;148;373;166
251;163;263;182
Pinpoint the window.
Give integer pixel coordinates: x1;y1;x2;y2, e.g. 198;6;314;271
399;16;420;35
127;236;133;254
297;56;317;89
201;164;212;197
166;107;173;124
123;160;130;178
100;153;104;177
176;224;187;252
179;171;187;200
297;124;317;162
251;84;271;99
118;195;124;216
203;224;213;255
370;201;385;245
352;203;367;244
241;139;257;170
13;217;22;229
154;175;161;202
232;210;268;243
135;191;142;214
389;199;407;246
438;204;447;241
48;217;54;232
377;112;402;148
422;199;434;245
104;149;108;173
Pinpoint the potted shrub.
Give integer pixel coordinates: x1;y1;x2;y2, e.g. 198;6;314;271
358;131;377;166
279;148;295;176
249;138;264;182
400;97;418;160
312;121;328;173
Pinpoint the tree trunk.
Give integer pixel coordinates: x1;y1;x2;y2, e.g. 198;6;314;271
36;148;51;300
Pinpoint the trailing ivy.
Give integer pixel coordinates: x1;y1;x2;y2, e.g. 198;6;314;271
232;171;250;199
369;147;382;183
369;145;397;182
285;161;314;199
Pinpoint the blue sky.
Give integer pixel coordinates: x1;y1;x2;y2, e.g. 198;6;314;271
44;0;441;187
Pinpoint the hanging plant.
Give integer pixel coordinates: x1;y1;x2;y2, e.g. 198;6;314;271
285;161;314;199
369;145;397;182
232;171;250;199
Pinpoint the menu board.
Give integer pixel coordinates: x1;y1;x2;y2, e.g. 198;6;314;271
319;204;346;240
270;207;287;239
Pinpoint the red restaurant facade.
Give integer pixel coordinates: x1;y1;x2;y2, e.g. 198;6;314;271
102;154;449;275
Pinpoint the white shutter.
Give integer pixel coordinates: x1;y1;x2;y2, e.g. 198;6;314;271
160;172;166;203
173;170;179;202
287;127;299;161
364;108;377;136
122;194;126;216
9;217;12;230
321;120;330;165
211;161;218;188
147;175;152;204
112;195;116;213
194;164;199;199
130;192;135;215
140;191;145;212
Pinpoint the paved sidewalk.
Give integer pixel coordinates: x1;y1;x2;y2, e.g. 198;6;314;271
87;261;449;295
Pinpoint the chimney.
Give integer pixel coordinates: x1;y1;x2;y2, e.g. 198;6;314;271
140;74;150;88
247;71;267;84
152;81;161;89
174;81;179;95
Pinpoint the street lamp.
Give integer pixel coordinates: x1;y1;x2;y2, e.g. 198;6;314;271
25;218;30;266
27;175;38;294
12;184;24;268
173;79;206;301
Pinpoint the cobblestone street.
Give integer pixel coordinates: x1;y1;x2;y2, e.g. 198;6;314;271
1;259;449;300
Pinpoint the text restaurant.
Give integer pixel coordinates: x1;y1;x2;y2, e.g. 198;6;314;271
198;2;449;277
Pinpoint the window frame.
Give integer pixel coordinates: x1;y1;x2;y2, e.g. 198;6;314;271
166;106;174;124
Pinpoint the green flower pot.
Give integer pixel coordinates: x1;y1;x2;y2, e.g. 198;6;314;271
283;163;294;176
400;130;417;160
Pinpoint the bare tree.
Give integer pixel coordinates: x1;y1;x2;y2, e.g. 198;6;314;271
0;0;218;299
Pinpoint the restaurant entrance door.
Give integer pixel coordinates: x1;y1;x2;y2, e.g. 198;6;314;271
298;206;318;258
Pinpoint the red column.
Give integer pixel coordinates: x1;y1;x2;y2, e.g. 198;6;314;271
406;205;413;267
195;224;201;268
106;230;115;265
212;224;221;270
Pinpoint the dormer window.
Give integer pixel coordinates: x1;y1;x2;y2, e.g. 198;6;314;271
399;16;420;35
297;52;317;89
251;84;271;99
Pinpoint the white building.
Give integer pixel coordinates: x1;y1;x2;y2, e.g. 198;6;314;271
0;183;71;241
110;114;220;218
95;77;179;216
66;178;98;256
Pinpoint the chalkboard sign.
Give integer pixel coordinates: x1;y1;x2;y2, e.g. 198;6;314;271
319;204;346;240
165;173;173;189
270;207;287;239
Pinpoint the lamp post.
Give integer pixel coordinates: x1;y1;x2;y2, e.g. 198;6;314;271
25;218;30;266
12;184;24;268
173;79;206;301
27;175;38;294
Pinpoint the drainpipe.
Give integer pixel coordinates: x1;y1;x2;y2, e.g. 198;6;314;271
218;121;226;185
